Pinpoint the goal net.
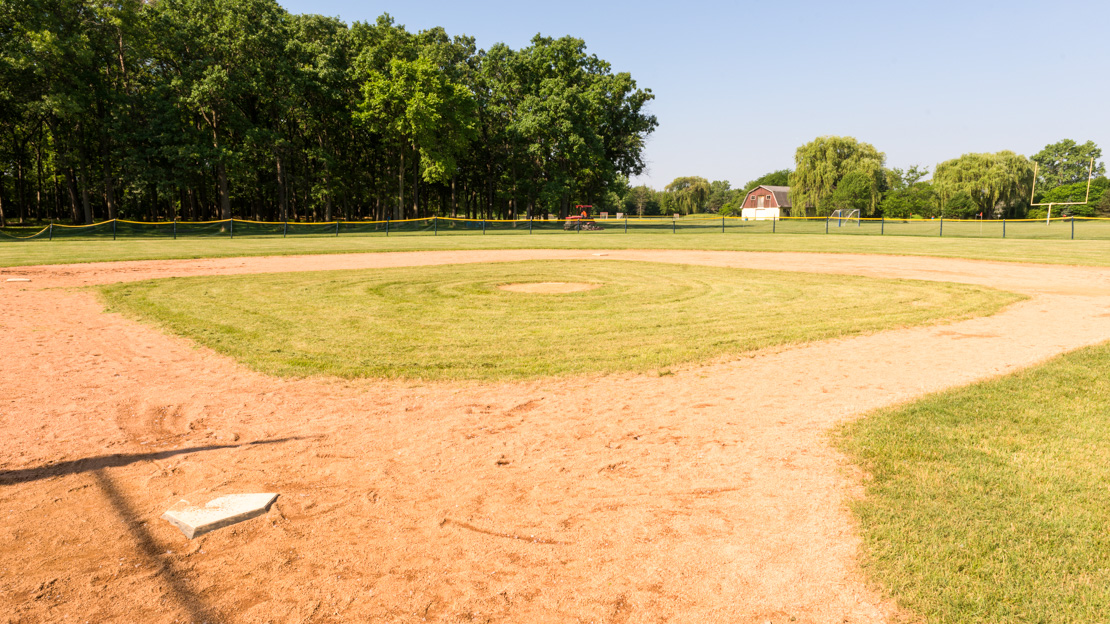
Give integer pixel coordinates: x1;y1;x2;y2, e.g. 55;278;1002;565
830;209;860;227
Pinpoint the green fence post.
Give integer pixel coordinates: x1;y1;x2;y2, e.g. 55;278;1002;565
173;219;177;240
722;216;725;233
283;221;288;237
881;216;884;235
49;222;53;240
230;218;234;239
672;217;676;234
825;216;829;234
385;218;389;236
529;217;533;234
1072;217;1075;240
112;219;117;240
434;216;438;236
625;217;628;232
482;218;486;234
772;216;776;233
1002;218;1006;238
336;220;340;237
939;217;943;237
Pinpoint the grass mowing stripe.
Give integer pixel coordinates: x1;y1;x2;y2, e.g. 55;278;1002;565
837;342;1110;623
9;231;1110;267
100;260;1020;381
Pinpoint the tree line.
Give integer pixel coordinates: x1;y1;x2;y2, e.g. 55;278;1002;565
0;0;657;227
634;138;1107;220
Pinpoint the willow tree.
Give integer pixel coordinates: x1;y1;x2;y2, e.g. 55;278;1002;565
933;151;1034;218
788;136;886;216
663;176;710;214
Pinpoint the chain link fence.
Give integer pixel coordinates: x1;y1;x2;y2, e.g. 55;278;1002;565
3;215;1109;242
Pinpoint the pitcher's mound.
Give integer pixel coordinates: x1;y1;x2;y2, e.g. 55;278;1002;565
499;282;599;294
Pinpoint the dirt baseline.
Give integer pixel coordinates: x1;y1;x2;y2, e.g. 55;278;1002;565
3;249;1110;624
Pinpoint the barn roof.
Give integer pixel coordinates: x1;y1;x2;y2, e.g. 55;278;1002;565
753;185;791;207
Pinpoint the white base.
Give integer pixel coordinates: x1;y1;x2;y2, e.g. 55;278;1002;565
162;493;278;539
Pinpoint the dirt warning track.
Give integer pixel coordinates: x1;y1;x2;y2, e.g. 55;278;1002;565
2;250;1110;623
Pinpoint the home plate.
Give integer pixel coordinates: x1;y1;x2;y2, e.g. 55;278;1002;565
162;493;278;539
5;278;30;282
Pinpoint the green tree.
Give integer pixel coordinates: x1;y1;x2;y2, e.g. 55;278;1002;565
1031;139;1105;191
886;165;930;191
880;183;939;218
1029;178;1109;218
933;151;1033;219
705;180;734;213
1097;190;1110;217
740;169;790;195
623;184;657;216
944;191;979;219
822;171;872;215
789;136;886;216
663;176;710;215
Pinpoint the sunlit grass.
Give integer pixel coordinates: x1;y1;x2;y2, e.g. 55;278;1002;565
6;229;1110;267
838;342;1110;622
100;260;1019;380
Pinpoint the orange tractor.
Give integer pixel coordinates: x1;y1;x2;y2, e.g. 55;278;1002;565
564;205;605;231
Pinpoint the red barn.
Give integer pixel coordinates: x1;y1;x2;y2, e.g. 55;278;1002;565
740;185;791;220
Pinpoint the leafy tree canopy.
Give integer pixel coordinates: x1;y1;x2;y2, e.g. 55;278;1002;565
663;176;710;215
740;169;790;195
822;171;873;216
705;180;735;213
933;151;1033;219
1031;139;1105;190
789;136;886;217
887;165;930;191
1038;177;1108;206
880;181;939;219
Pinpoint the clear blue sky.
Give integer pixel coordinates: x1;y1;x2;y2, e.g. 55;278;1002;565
278;0;1109;189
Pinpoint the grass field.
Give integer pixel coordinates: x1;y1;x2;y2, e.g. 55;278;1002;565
100;260;1019;380
838;342;1110;623
7;229;1110;268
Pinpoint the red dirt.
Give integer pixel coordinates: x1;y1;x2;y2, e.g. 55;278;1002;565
2;250;1110;624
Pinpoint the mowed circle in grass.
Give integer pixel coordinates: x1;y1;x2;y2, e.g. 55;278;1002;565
100;260;1020;380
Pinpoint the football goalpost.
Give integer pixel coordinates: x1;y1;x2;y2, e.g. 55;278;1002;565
1029;158;1095;224
830;209;860;227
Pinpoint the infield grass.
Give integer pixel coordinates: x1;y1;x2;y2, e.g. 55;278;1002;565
6;230;1110;268
838;342;1110;623
100;260;1020;380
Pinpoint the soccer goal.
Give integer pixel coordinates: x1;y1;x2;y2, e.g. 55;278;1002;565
830;209;860;227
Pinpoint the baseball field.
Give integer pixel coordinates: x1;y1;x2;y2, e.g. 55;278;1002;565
3;238;1110;623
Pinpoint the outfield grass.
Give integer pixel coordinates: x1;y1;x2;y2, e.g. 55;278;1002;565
100;260;1019;380
6;230;1110;268
838;342;1110;623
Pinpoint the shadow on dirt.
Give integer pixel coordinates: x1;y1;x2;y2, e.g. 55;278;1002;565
0;437;304;486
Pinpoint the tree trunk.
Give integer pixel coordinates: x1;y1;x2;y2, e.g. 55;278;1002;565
78;164;92;223
52;164;60;221
397;150;404;220
215;160;231;219
101;141;117;219
451;175;457;217
412;151;419;217
65;167;80;223
0;171;7;228
36;134;44;222
16;157;24;223
187;187;198;220
276;153;288;221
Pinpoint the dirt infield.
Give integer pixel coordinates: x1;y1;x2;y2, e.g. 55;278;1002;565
3;250;1110;623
